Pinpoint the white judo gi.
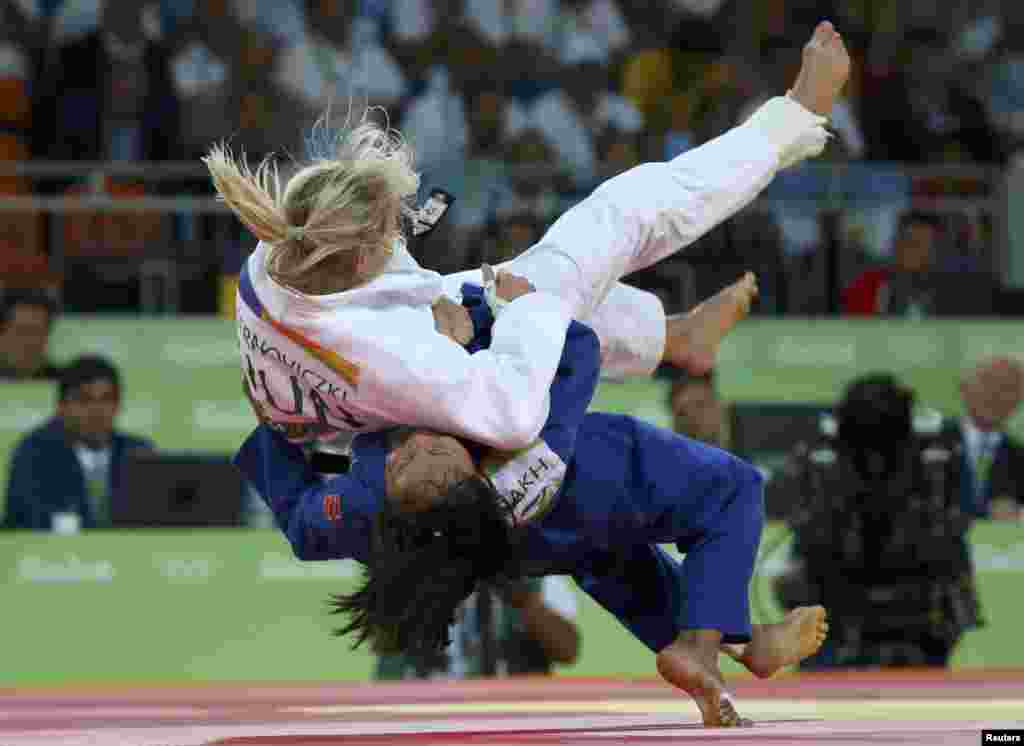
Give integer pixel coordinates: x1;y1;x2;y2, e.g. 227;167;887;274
236;96;828;450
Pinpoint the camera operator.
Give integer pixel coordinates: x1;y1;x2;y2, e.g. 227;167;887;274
770;373;981;669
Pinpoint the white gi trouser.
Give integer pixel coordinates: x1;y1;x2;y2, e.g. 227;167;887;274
445;95;829;378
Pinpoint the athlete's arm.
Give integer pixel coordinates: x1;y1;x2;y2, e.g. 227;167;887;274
361;291;572;450
234;425;380;563
451;284;599;463
473;320;600;525
535;320;602;464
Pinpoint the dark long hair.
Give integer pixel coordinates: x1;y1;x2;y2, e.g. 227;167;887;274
837;373;915;480
330;477;521;656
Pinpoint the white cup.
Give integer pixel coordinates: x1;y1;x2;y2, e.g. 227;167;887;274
51;512;82;536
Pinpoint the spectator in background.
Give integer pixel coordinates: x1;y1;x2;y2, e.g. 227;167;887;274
862;25;1002;164
674;49;758;153
507;55;642;188
230;0;307;47
977;14;1024;158
375;577;580;679
2;355;155;530
557;0;632;70
426;17;503;94
276;1;407;114
944;357;1024;520
231;25;315;161
465;0;559;55
33;0;181;161
0;23;49;287
0;288;60;381
842;210;944;317
620;34;675;138
499;128;563;225
0;0;40;51
388;0;499;85
401;65;469;177
662;93;697;160
47;0;103;43
473;208;543;267
772;373;980;669
443;80;516;236
666;368;727;449
388;0;436;50
173;16;314;163
0;7;36;183
169;0;244;160
595;126;641;179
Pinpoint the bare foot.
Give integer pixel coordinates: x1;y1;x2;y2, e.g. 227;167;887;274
730;606;829;679
788;21;851;117
656;631;753;727
663;272;758;375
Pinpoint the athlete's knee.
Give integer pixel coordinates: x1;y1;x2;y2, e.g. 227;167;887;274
732;458;766;528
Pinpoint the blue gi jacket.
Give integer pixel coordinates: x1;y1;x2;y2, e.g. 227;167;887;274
233;283;599;564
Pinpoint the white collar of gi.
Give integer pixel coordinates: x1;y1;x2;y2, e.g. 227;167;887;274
250;238;445;316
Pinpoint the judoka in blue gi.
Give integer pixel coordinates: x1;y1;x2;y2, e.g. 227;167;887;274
235;284;828;728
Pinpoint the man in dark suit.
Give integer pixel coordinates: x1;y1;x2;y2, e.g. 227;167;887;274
944;357;1024;520
2;355;154;530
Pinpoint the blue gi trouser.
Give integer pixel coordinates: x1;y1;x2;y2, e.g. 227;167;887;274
525;412;766;651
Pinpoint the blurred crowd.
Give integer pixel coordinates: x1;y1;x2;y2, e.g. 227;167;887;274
1;0;1023;314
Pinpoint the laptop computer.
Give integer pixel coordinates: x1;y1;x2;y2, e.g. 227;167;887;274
112;450;245;527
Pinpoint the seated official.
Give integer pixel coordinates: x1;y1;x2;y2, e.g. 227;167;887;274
0;288;61;381
944;357;1024;520
375;576;580;680
2;355;154;530
663;367;727;449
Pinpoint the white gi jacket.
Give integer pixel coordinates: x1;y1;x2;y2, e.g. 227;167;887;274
237;96;828;450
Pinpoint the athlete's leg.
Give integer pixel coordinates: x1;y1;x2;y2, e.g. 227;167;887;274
441;22;849;320
442;22;847;376
439;108;783;376
444;270;758;380
572;544;686;656
718;606;829;679
445;90;821;323
567;414;825;725
590;275;759;379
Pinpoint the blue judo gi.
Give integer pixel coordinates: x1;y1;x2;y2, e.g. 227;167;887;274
234;285;765;652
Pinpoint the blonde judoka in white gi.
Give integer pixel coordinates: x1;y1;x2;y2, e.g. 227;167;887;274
207;22;848;452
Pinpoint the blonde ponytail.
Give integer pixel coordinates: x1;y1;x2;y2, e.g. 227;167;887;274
202;144;289;245
203;110;420;295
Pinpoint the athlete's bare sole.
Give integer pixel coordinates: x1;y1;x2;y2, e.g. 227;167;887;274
664;272;758;375
724;605;829;679
656;630;753;727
